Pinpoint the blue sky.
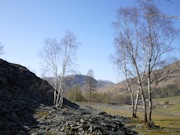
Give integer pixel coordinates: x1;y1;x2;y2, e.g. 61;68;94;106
0;0;180;83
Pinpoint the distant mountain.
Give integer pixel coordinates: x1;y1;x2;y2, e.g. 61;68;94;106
43;74;114;91
97;60;180;95
96;80;114;88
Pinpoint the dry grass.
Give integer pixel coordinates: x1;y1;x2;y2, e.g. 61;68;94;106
85;96;180;135
35;111;49;117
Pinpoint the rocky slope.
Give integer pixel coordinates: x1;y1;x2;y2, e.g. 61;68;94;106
0;59;136;135
0;59;54;134
31;104;137;135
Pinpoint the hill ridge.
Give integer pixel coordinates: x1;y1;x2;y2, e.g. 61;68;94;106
97;60;180;94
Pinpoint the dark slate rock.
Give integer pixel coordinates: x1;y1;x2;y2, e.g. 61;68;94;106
0;59;53;135
0;59;137;135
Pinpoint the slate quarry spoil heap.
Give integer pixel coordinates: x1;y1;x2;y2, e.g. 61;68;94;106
0;59;53;134
0;59;137;135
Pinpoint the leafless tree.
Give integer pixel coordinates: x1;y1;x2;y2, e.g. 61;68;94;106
86;69;96;103
112;2;179;124
142;0;180;19
140;2;179;123
113;6;148;121
111;45;138;118
39;31;79;107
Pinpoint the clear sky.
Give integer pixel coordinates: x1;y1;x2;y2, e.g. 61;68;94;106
0;0;180;83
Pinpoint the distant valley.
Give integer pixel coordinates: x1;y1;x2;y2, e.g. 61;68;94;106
43;74;114;91
43;60;180;97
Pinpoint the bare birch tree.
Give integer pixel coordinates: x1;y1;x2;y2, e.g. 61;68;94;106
140;2;180;123
143;0;180;19
112;1;179;125
111;44;138;118
39;31;79;107
112;6;148;121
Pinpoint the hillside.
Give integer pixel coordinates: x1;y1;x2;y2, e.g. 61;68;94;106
98;60;180;95
44;74;114;91
155;60;180;88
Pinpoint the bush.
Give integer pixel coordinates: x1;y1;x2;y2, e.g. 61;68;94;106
92;92;111;104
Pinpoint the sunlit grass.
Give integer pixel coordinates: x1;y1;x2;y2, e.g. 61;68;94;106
35;111;49;117
97;106;132;117
156;104;180;115
83;96;180;135
155;96;180;105
156;96;180;101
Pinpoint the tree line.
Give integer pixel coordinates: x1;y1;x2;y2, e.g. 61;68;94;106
64;84;180;105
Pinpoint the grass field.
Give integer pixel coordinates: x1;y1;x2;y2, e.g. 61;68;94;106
84;96;180;135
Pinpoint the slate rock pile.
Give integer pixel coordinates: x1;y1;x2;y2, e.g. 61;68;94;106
0;59;137;135
0;59;54;134
31;104;137;135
